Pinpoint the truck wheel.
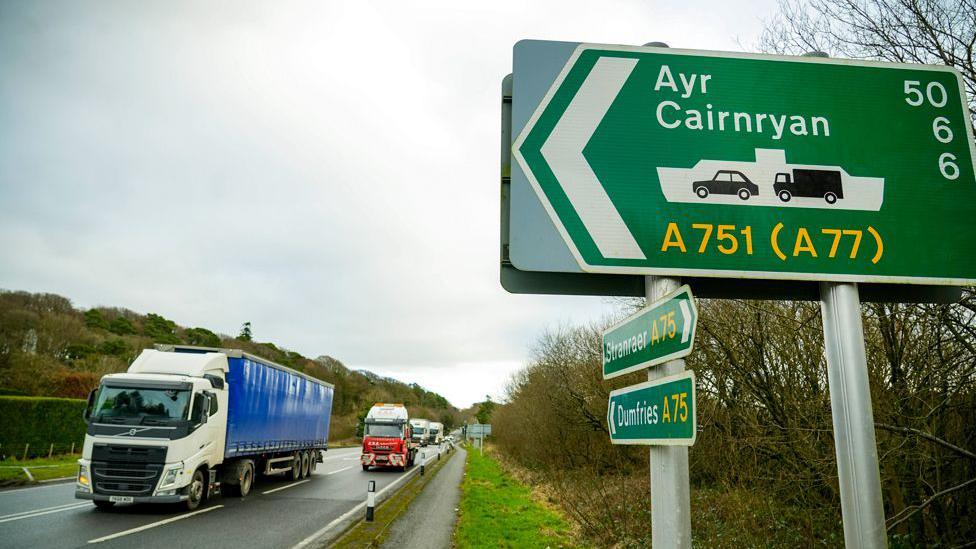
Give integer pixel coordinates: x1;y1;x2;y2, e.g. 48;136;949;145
308;451;318;475
186;469;205;511
362;464;370;471
226;460;254;497
778;190;792;202
695;186;708;198
93;500;114;510
824;192;837;204
300;451;310;478
291;452;302;481
236;461;254;497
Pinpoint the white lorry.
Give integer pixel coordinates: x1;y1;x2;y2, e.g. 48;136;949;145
75;345;333;511
409;418;431;447
428;422;444;445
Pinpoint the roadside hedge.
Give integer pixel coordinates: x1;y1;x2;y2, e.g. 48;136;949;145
0;396;87;457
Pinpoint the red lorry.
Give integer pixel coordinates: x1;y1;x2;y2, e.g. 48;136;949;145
361;403;417;471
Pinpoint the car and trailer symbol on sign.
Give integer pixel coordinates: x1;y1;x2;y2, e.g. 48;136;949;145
659;148;885;210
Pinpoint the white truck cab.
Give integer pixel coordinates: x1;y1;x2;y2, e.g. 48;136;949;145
77;350;228;509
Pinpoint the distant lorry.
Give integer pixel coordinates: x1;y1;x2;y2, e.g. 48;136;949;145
428;422;444;445
774;169;844;204
75;345;333;511
409;418;431;447
362;403;417;471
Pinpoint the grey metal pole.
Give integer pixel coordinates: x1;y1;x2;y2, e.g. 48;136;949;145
646;275;692;548
820;281;887;548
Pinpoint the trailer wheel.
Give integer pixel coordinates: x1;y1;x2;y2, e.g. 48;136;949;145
824;192;837;204
300;451;310;478
308;451;318;475
291;452;302;481
186;468;205;511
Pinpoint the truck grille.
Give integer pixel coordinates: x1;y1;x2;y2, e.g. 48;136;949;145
91;444;167;497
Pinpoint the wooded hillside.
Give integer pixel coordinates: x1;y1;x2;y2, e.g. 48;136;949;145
0;290;461;442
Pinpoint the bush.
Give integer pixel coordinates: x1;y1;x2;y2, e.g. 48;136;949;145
185;327;221;348
83;309;109;330
108;316;135;335
0;396;87;456
143;313;181;344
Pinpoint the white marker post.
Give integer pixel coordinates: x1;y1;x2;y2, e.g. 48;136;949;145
365;480;376;522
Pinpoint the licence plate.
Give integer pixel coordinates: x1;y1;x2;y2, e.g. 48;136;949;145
109;496;134;504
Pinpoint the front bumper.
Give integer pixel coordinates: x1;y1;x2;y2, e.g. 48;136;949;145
75;490;187;504
361;452;406;467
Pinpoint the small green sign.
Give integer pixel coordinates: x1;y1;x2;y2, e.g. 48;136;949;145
603;285;698;379
607;370;696;445
513;43;976;284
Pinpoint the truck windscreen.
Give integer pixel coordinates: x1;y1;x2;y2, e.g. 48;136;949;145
366;423;403;437
92;386;191;423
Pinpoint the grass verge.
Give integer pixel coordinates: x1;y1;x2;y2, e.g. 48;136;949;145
455;446;579;549
0;454;79;487
331;447;454;548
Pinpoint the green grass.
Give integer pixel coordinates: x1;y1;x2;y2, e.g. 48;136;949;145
0;454;79;487
455;447;579;548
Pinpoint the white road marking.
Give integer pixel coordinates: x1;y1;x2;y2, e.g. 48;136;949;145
262;480;310;495
0;482;77;496
292;465;419;549
326;465;355;475
38;476;76;483
0;502;90;523
87;505;223;544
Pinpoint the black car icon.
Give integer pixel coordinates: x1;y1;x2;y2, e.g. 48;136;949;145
774;169;844;204
693;170;760;200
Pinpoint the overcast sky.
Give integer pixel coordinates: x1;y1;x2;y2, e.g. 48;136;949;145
0;0;778;408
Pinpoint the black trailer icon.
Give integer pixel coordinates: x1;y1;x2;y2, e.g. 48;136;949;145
692;170;760;200
774;169;844;204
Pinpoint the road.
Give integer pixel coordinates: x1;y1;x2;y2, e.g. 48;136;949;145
0;445;444;548
381;446;466;549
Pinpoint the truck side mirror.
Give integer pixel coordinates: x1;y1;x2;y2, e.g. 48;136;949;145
83;388;97;420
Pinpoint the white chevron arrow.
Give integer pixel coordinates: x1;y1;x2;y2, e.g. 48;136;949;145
537;56;646;260
680;300;692;344
607;398;616;436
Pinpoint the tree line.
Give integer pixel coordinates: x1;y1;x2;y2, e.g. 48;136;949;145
0;289;462;442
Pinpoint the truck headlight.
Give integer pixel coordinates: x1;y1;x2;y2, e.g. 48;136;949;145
77;463;91;492
157;464;183;490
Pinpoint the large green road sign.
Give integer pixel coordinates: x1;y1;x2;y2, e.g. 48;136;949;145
512;44;976;285
603;285;697;379
607;370;696;445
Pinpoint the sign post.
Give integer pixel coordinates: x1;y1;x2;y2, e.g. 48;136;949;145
821;281;886;547
645;276;692;548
